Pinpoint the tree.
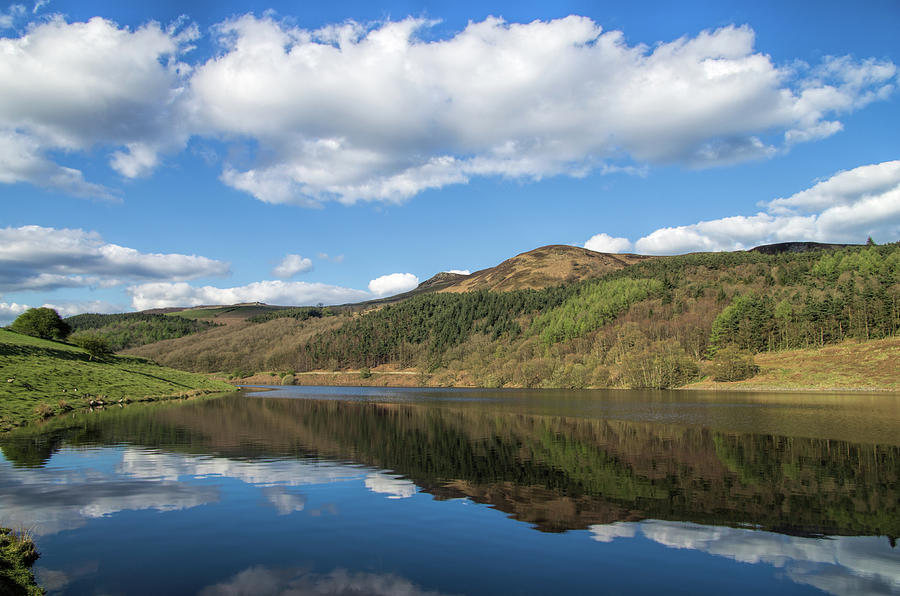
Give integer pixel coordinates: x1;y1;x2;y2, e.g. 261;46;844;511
72;334;113;361
9;307;71;341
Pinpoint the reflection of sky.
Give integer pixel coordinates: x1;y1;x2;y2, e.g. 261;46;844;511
198;565;452;596
0;446;419;537
364;472;417;499
589;521;900;596
0;452;219;536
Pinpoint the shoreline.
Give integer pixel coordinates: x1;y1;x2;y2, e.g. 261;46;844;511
227;370;900;395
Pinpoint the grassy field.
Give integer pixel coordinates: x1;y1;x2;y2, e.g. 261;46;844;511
688;336;900;392
0;329;233;431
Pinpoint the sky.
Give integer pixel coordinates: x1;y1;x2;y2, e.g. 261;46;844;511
1;0;898;322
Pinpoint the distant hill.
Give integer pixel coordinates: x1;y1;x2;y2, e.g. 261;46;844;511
750;241;859;255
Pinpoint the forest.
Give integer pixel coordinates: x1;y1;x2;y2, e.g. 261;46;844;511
128;243;900;389
66;312;218;351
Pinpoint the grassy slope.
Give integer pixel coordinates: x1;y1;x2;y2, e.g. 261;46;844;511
689;337;900;392
0;329;233;430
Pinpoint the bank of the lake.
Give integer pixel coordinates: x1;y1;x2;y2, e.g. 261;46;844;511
225;336;900;393
0;329;233;432
0;528;41;596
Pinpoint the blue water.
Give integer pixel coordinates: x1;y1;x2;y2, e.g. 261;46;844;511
1;386;898;595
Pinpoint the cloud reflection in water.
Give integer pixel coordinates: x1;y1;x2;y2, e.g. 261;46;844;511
589;520;900;596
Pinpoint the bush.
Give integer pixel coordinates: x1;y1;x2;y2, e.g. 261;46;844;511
10;307;70;341
359;367;372;379
72;334;113;361
281;374;295;385
620;340;700;389
34;403;54;419
710;345;759;382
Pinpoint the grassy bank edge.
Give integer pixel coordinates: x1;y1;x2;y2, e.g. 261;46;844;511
0;528;42;596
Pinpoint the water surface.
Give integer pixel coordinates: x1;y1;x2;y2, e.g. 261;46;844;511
1;387;898;595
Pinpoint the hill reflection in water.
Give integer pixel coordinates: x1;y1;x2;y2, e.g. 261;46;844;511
1;387;898;595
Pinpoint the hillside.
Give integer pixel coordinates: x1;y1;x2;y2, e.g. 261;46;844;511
66;311;218;350
0;329;233;431
127;242;900;391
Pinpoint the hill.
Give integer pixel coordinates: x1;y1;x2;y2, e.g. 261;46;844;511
438;245;650;293
126;242;900;391
0;328;233;431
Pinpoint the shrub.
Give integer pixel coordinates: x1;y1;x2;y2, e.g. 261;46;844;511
620;340;700;389
72;334;113;361
281;374;296;385
34;403;54;419
710;345;759;382
359;367;372;379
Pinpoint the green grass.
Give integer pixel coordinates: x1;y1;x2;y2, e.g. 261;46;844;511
0;528;42;596
0;329;233;431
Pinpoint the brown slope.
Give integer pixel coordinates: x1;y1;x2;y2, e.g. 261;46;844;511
437;245;651;293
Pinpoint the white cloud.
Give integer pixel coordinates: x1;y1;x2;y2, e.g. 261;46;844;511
765;160;900;214
0;14;895;203
40;300;123;319
0;301;29;324
189;16;896;205
367;273;419;297
584;233;634;253
585;160;900;255
446;269;471;275
0;225;230;292
127;280;370;310
271;254;313;278
0;16;196;196
0;4;25;29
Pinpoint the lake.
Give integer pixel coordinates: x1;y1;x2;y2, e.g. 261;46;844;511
1;386;899;595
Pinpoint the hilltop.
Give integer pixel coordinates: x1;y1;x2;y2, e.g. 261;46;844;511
0;328;233;431
436;245;650;293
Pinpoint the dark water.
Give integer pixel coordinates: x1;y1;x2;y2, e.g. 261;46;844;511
1;387;899;595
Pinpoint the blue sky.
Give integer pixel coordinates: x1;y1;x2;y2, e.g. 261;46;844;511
1;0;898;321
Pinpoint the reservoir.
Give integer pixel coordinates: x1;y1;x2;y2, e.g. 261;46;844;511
1;386;899;595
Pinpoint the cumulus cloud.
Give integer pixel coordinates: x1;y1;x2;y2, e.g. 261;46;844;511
446;269;471;275
367;273;419;297
586;160;900;255
0;15;196;196
0;301;29;323
271;254;313;278
5;13;893;203
584;233;633;253
188;16;897;205
127;280;370;310
0;225;230;293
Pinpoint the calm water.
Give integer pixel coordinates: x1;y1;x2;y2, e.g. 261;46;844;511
1;386;899;595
